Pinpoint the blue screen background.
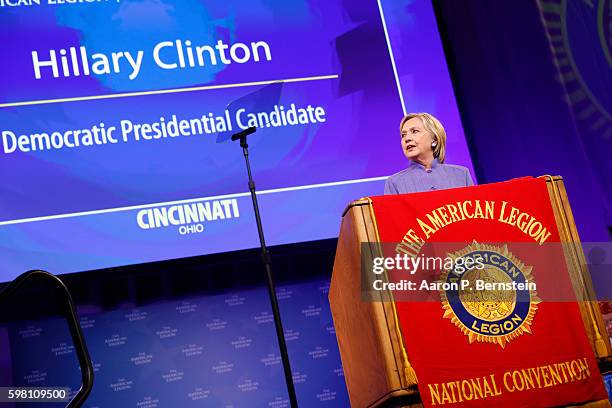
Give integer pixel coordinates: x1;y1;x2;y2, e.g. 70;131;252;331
0;0;473;279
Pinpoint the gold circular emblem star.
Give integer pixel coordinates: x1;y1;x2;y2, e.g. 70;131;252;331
439;242;540;348
459;267;516;322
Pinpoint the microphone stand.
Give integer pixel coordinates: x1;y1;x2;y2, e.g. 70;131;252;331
231;126;299;407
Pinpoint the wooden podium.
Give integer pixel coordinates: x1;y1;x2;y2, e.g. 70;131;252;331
329;194;420;408
328;176;611;407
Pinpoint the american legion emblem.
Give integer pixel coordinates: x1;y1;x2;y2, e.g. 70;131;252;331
439;243;540;348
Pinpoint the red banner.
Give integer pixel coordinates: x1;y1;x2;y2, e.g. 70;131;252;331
370;177;608;407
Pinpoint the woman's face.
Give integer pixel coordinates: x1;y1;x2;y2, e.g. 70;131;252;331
400;117;435;161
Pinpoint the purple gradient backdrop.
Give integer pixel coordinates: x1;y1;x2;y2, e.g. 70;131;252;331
0;0;473;277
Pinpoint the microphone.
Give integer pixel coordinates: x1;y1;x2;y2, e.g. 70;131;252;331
231;126;257;141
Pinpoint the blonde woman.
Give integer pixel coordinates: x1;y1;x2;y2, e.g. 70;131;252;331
384;112;474;194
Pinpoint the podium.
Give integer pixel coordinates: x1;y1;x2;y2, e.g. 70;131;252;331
329;176;611;408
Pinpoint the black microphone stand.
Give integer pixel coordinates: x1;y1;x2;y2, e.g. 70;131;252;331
231;126;298;407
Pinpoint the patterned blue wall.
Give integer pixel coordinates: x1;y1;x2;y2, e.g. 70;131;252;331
8;278;348;407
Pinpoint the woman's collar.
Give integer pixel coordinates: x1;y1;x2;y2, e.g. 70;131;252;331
410;157;440;170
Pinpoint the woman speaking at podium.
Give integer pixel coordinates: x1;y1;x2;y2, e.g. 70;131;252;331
384;112;474;194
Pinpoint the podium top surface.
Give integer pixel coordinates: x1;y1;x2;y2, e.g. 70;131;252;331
342;175;565;217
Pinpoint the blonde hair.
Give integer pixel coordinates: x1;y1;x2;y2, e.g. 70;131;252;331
399;112;447;163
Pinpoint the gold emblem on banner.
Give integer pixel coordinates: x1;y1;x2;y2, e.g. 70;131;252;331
440;243;540;348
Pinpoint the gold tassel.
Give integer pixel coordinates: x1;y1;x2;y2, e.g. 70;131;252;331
366;198;419;386
391;300;419;385
594;338;609;359
403;359;419;385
